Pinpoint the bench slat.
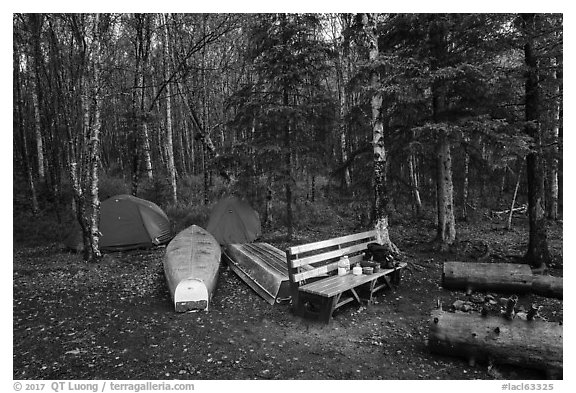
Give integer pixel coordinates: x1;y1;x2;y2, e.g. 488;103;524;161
299;263;407;298
289;242;371;268
288;230;376;255
291;253;365;282
292;261;338;282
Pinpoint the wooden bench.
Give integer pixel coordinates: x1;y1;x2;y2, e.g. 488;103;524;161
286;230;407;324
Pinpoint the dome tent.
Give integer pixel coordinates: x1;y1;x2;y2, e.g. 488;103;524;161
64;194;173;252
206;196;261;245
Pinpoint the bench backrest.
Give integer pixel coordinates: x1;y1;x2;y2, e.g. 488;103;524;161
286;230;377;286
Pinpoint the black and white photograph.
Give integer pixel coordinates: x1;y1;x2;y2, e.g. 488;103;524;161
10;4;566;389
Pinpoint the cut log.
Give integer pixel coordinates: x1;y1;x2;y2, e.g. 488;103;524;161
428;310;563;376
532;275;563;299
442;262;562;299
443;262;533;293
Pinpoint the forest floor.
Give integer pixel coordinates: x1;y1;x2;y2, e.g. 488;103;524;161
13;212;563;382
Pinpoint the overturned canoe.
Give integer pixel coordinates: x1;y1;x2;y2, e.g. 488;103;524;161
164;225;221;312
224;243;290;305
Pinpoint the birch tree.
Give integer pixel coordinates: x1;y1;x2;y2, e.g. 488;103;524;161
13;36;40;214
27;14;46;182
161;13;178;205
67;13;106;262
358;13;400;253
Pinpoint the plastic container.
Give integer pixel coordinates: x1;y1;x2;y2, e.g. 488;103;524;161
338;256;351;272
337;267;347;276
352;265;362;276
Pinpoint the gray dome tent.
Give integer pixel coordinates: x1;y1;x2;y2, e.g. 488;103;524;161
64;194;173;251
206;196;261;245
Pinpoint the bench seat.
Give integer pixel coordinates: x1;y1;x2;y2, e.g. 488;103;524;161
286;230;406;324
299;263;407;297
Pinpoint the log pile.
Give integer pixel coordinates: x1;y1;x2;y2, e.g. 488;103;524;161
442;262;562;299
428;309;563;377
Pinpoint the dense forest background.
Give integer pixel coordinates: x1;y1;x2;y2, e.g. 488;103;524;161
12;13;562;265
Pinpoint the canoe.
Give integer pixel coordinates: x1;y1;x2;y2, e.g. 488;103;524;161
223;242;290;305
163;225;221;312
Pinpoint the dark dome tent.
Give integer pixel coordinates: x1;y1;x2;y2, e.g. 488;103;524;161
64;194;173;252
206;196;261;245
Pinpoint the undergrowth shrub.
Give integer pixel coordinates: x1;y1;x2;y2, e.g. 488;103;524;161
98;175;129;200
13;209;73;245
165;203;212;234
139;176;173;207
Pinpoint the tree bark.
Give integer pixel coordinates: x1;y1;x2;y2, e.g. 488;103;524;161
67;13;104;262
284;85;293;241
408;149;422;217
462;144;470;221
436;130;456;249
442;261;562;299
429;310;563;376
442;261;534;294
507;165;522;230
86;14;104;261
28;14;46;182
522;13;551;269
361;13;399;255
547;56;560;220
264;176;273;227
335;18;351;190
14;44;40;214
30;73;45;182
429;18;456;250
162;13;178;205
136;13;154;181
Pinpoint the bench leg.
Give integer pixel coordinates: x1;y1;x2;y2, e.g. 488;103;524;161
368;279;377;304
391;268;402;285
319;296;339;324
380;274;394;292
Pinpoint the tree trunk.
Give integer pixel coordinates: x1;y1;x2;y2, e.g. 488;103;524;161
30;74;45;182
203;145;209;205
547;56;560;220
462;145;470;221
507;165;522;230
408;151;422;217
131;20;143;196
138;14;154;181
522;14;551;269
531;275;563;299
340;119;351;189
428;19;457;249
86;14;103;261
436;131;456;249
429;310;563;376
284;88;293;241
68;14;104;262
28;14;46;182
442;261;533;294
162;13;178;205
264;176;273;228
361;13;399;255
141;121;153;180
336;31;351;190
14;46;40;214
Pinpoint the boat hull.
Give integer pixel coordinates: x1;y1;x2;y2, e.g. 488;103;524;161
224;243;290;305
164;225;221;312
